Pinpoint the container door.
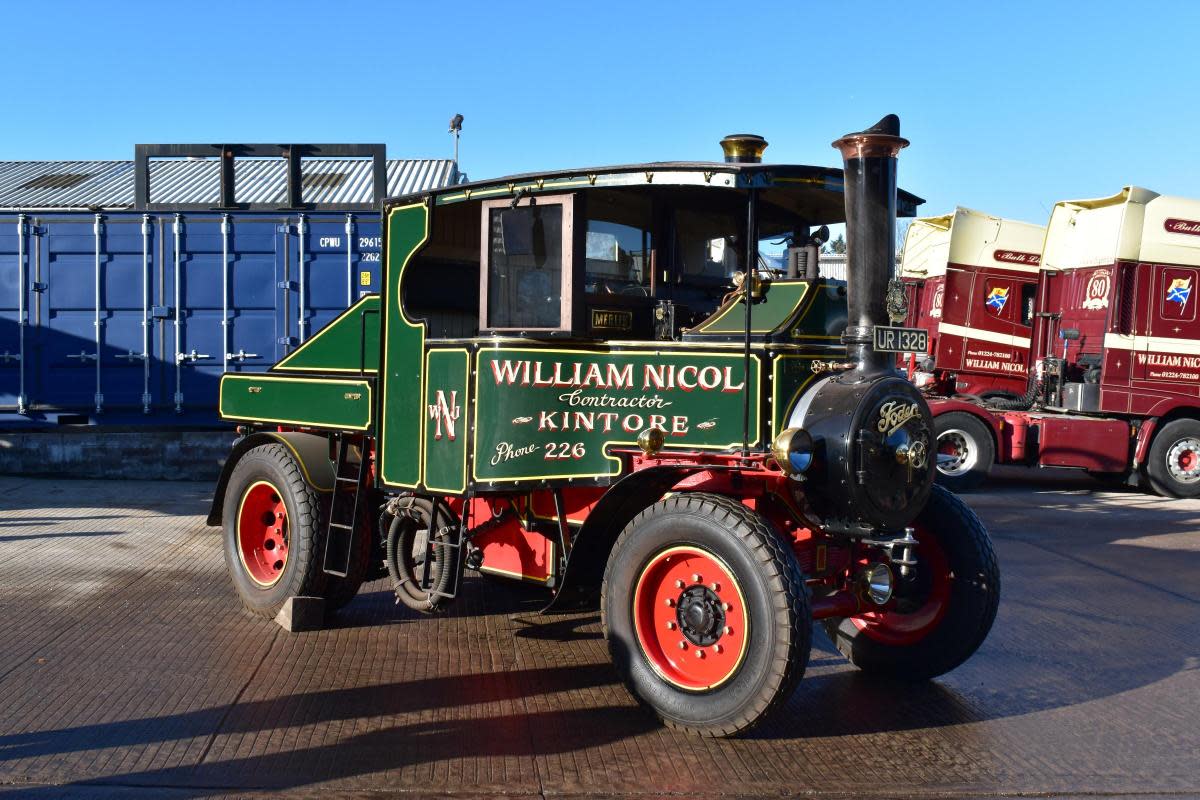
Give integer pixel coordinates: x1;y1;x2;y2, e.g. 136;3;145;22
39;218;103;412
290;215;383;346
0;217;27;410
164;216;281;420
226;218;280;376
96;217;156;412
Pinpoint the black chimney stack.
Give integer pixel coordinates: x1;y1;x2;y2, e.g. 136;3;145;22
832;115;909;378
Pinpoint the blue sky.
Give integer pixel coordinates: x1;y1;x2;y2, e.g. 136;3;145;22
4;0;1198;227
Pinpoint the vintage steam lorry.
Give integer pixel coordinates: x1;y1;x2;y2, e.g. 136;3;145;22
929;186;1200;497
207;116;1000;736
900;208;1047;400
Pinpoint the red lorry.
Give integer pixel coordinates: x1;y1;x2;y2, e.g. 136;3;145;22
930;186;1200;498
900;207;1046;400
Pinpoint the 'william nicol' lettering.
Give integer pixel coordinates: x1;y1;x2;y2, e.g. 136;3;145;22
489;359;745;393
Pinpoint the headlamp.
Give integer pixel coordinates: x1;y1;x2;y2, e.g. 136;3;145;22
771;427;814;476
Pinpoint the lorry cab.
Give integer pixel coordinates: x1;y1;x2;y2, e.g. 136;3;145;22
901;207;1046;399
930;186;1200;498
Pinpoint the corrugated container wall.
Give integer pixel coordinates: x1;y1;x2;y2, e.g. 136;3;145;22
0;155;459;426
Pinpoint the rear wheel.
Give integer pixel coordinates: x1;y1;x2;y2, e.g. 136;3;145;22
222;444;327;618
934;412;995;493
1145;418;1200;498
822;485;999;680
602;493;810;737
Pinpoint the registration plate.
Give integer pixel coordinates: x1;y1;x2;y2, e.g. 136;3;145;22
873;325;928;353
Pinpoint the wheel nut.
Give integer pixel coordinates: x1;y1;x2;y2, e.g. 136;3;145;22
711;582;720;592
678;640;687;650
714;644;723;654
675;579;685;589
664;598;675;607
666;621;676;630
723;626;733;635
692;573;702;583
695;649;705;659
274;527;281;535
722;602;732;611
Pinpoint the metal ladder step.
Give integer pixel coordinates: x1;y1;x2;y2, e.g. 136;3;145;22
322;436;367;578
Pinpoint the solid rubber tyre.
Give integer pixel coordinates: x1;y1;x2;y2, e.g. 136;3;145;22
934;411;995;493
1145;418;1200;498
222;443;328;618
821;484;1000;680
602;492;811;737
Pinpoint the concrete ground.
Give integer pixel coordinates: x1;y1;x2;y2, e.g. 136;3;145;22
0;470;1197;799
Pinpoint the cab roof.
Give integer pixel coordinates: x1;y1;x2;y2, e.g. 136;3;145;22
385;161;925;222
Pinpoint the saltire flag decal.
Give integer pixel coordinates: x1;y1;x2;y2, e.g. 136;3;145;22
985;286;1009;312
1166;277;1192;307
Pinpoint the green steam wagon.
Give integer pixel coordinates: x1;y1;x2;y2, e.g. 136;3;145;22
208;115;1000;736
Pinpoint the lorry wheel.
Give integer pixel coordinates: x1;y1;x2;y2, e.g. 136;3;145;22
821;485;999;680
602;493;810;737
934;412;994;492
222;443;327;618
1145;418;1200;498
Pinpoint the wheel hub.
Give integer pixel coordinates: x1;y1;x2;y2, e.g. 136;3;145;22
236;480;289;588
1167;437;1200;483
677;586;726;646
936;429;974;476
631;546;749;691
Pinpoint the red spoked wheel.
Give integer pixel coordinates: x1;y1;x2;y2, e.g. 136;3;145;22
236;480;290;587
851;524;951;647
632;546;749;691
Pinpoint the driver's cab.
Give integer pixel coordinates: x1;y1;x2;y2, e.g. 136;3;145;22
401;161;922;344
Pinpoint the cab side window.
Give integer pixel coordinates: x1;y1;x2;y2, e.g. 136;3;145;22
1021;282;1037;326
481;196;573;332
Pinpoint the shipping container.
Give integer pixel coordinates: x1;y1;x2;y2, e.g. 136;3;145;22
0;146;459;426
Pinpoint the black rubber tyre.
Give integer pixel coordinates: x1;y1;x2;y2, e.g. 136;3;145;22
1145;418;1200;498
934;411;995;493
602;492;811;737
222;443;328;618
385;498;458;612
822;485;1000;680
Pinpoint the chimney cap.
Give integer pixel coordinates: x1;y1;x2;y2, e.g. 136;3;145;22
720;134;769;164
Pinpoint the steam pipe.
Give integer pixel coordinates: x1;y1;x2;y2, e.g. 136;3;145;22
832;115;909;379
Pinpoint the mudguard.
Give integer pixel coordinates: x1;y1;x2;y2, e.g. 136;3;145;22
542;464;735;613
206;431;335;526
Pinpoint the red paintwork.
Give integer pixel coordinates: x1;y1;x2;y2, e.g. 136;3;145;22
927;255;1200;476
851;521;951;646
934;263;1039;398
632;546;748;689
236;480;289;586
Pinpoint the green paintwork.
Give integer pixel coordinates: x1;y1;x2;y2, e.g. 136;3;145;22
790;281;848;342
378;202;430;488
472;347;761;483
770;355;827;438
219;374;372;431
422;349;470;494
689;281;811;335
273;296;381;373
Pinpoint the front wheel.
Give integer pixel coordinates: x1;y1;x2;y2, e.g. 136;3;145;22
934;411;995;493
822;484;1000;680
602;493;810;737
1145;418;1200;498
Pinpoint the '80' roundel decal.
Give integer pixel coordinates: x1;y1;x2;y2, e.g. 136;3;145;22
1082;268;1111;310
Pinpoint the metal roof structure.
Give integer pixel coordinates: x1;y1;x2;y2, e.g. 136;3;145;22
0;158;461;210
